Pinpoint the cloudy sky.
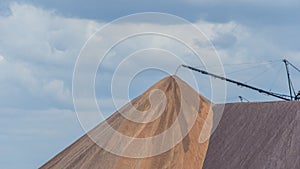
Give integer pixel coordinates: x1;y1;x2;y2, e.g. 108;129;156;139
1;0;300;168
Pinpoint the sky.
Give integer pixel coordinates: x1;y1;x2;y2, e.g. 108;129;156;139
0;0;300;168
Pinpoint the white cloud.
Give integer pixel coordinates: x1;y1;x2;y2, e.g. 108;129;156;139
0;3;103;109
0;3;101;65
43;79;71;103
0;2;299;108
0;54;4;62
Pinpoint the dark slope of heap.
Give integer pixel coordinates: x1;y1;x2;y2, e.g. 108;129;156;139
40;76;213;169
203;101;300;169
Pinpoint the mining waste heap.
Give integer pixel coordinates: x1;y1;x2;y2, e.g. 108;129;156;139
40;76;213;169
41;76;300;169
203;101;300;169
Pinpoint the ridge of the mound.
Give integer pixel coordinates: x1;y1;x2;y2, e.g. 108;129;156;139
40;76;213;169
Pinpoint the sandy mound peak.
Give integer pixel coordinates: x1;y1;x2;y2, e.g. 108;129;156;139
40;76;213;169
